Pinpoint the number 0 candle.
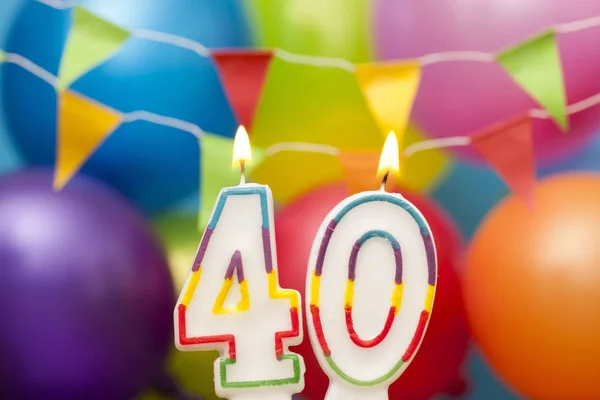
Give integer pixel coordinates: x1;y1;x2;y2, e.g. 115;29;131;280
305;131;437;400
175;126;305;400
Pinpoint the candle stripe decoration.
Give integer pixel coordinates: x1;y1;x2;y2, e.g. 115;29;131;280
344;230;403;348
177;186;302;388
212;251;250;314
309;193;436;387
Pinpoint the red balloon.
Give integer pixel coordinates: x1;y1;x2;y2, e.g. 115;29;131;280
275;183;470;400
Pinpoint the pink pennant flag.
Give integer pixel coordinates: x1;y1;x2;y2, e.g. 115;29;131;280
212;50;274;131
471;115;535;204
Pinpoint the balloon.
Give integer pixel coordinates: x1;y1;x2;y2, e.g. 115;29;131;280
247;0;372;63
275;182;470;400
431;161;508;240
539;133;600;176
464;173;600;400
151;212;220;400
2;0;251;213
375;1;600;164
0;168;174;399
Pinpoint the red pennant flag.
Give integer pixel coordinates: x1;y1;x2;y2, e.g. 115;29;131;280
471;115;535;204
212;50;274;130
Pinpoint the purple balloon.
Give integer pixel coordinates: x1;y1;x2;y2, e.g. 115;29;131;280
375;0;600;164
0;169;174;399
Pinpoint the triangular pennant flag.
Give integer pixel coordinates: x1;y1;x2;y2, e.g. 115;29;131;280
355;61;422;137
199;133;265;227
471;115;535;204
212;50;274;130
497;30;568;131
54;90;122;189
338;150;381;194
58;7;129;90
0;50;5;63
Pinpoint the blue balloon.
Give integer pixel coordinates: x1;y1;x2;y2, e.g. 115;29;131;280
431;161;509;240
539;133;600;177
2;0;251;213
0;0;24;176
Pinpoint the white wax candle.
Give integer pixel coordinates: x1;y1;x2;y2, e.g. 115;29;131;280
175;183;305;400
305;190;437;400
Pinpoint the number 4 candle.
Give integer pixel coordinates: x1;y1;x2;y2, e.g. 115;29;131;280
175;126;305;400
306;131;437;400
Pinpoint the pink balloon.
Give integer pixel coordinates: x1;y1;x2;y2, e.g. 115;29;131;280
374;0;600;164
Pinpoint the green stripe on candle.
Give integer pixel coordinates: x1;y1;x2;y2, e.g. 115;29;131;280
219;354;302;388
324;355;404;387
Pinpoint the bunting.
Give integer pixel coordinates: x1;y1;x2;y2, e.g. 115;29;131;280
497;30;568;131
471;115;535;204
58;7;129;90
54;90;122;190
355;61;422;137
212;50;274;131
4;1;587;204
199;133;265;227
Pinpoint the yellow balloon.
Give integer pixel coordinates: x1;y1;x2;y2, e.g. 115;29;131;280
144;213;220;400
246;0;372;63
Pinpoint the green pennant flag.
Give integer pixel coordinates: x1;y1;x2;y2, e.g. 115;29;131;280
0;50;5;63
199;133;265;228
497;30;568;131
58;7;129;90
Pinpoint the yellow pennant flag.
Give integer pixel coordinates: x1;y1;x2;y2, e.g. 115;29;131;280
54;90;122;189
355;61;422;137
338;150;380;194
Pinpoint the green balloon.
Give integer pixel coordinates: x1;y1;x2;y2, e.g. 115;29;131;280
246;0;373;63
147;213;220;400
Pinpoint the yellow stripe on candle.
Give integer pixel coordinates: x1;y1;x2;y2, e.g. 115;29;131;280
181;269;201;307
344;280;354;308
268;270;300;310
212;277;251;314
310;273;321;306
424;284;435;313
391;282;404;314
213;277;234;314
238;280;250;311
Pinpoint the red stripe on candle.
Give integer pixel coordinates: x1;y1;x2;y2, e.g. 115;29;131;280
274;307;300;360
345;305;396;348
177;303;237;359
402;310;429;362
310;304;331;357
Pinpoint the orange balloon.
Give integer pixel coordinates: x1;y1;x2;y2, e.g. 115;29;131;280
464;173;600;400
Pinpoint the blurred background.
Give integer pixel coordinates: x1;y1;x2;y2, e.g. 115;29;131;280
1;0;600;399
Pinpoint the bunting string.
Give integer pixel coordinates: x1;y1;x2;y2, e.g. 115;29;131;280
31;0;600;69
6;49;600;161
1;50;472;159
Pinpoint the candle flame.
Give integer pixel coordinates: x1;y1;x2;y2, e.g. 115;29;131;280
377;130;400;179
232;125;252;167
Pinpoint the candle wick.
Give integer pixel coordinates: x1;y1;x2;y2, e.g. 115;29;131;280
239;160;246;185
380;171;389;191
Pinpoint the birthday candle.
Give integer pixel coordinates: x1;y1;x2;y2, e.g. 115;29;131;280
175;126;305;400
305;131;437;400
